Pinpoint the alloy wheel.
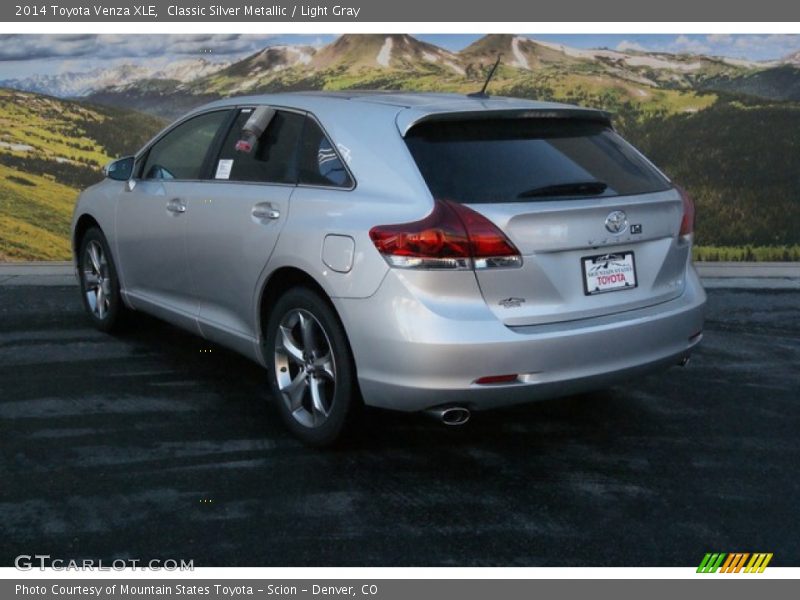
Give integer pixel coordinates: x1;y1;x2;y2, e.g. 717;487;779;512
274;309;337;428
82;240;112;320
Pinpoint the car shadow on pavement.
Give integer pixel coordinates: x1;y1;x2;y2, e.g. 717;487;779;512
110;308;645;452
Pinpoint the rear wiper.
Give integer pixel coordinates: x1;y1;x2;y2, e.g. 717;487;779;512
517;181;608;199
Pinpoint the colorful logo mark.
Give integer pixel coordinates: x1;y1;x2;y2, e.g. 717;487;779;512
697;553;773;573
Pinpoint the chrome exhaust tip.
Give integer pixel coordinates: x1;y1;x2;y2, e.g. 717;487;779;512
678;355;691;367
427;407;471;426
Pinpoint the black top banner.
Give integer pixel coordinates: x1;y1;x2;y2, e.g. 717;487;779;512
3;0;800;22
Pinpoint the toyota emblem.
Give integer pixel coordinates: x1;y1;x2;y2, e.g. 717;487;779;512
605;210;629;234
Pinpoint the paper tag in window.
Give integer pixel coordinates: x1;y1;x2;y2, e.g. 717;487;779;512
215;159;233;180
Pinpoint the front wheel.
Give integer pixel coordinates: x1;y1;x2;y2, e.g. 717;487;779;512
78;227;126;332
265;287;358;446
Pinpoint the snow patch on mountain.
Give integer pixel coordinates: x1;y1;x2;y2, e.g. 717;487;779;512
511;37;529;69
0;141;34;152
783;50;800;65
624;55;704;71
534;39;706;72
287;46;313;65
444;60;465;75
376;37;393;67
718;56;777;68
156;58;229;81
534;40;598;59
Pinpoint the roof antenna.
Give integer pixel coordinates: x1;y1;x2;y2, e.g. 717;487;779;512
468;54;502;99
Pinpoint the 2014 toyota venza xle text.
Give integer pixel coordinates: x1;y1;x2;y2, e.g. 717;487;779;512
71;92;706;445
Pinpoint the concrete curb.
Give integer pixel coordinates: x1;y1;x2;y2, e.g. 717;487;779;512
701;277;800;290
1;261;799;289
0;262;75;286
694;262;800;279
695;262;800;289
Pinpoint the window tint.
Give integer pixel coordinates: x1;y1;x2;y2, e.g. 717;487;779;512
216;109;304;184
405;119;670;204
142;111;228;180
298;118;352;188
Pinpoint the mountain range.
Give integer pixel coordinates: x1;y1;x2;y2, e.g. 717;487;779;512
48;34;792;128
0;57;229;98
5;35;800;107
1;34;799;259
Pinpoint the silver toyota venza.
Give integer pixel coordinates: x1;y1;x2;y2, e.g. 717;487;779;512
72;92;706;445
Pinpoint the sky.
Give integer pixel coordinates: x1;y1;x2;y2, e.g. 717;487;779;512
0;34;798;79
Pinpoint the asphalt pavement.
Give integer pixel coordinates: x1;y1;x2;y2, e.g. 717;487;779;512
0;283;798;566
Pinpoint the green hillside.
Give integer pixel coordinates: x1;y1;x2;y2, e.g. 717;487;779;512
624;96;800;247
699;65;800;102
0;89;164;260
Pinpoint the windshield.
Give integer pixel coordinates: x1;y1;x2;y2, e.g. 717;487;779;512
405;118;670;204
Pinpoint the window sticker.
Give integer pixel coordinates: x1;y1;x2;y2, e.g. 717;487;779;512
215;159;234;179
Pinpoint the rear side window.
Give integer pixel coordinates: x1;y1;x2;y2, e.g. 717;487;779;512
405;118;670;204
142;110;229;180
216;109;304;184
297;118;353;188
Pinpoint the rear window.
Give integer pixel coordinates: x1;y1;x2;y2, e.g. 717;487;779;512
405;118;670;204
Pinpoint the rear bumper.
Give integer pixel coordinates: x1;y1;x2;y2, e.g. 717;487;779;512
334;266;706;412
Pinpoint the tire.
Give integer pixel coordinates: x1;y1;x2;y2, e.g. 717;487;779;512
265;286;359;446
78;226;126;332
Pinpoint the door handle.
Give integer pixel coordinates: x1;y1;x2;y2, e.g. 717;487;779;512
166;198;186;214
252;204;280;220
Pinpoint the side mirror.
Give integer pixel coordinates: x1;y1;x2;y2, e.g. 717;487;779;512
103;156;135;181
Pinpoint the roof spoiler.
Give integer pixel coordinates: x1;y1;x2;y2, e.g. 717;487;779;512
398;107;613;137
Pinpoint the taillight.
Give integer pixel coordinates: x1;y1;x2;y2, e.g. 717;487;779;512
369;199;522;270
677;185;695;237
448;202;522;269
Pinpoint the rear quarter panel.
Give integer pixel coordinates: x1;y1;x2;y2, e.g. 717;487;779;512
262;101;437;303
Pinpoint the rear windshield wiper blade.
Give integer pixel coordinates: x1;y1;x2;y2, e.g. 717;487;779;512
517;181;608;199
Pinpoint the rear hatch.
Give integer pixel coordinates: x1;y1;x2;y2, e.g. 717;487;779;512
404;115;690;327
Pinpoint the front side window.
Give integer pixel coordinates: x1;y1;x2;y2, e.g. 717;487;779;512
215;109;304;184
142;110;229;180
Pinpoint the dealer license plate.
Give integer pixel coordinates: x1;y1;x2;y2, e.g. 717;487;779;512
582;252;637;295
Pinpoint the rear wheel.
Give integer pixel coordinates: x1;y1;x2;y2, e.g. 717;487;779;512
78;227;126;332
265;287;358;446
